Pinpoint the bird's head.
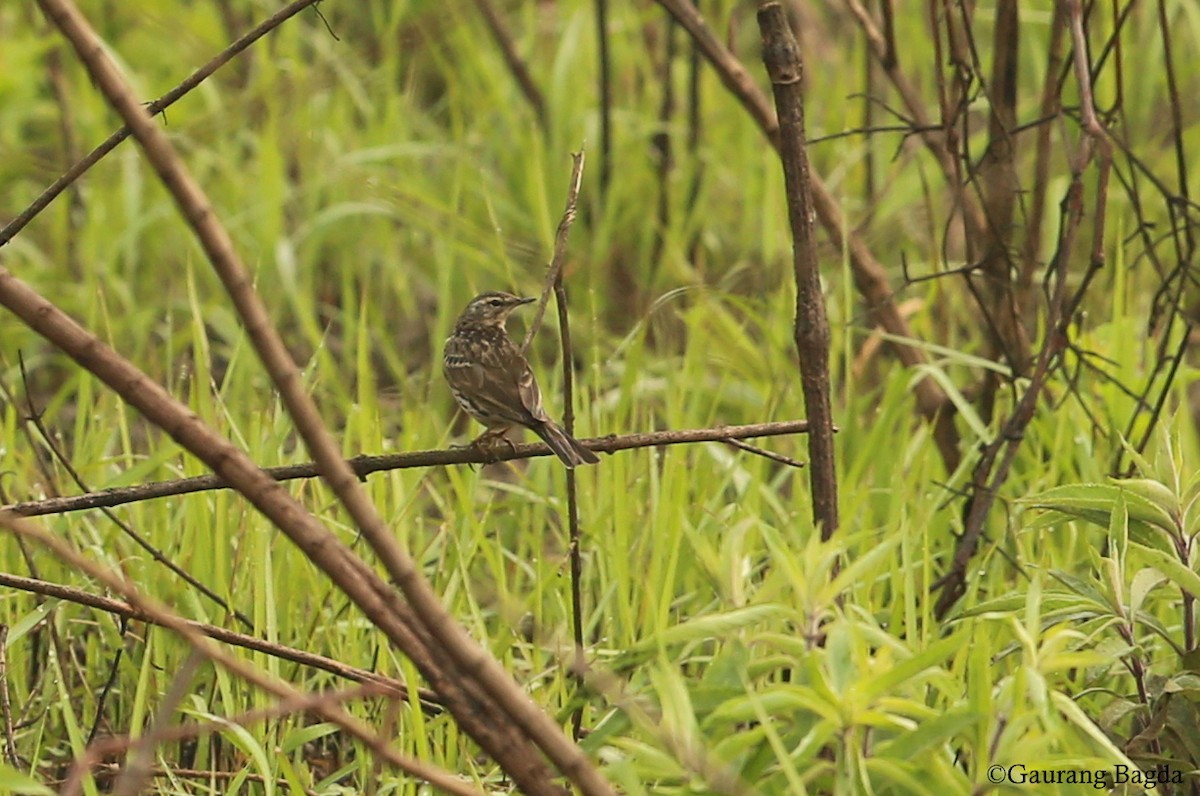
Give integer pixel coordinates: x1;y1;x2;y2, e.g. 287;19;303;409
455;291;535;327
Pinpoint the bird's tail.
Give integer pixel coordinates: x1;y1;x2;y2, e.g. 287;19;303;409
534;421;600;468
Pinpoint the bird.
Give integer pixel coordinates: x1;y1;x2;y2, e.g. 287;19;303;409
442;290;599;468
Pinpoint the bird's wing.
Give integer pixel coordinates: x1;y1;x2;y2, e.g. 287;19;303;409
512;356;550;423
444;335;547;426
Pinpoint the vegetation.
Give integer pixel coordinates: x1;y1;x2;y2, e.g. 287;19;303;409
0;0;1198;793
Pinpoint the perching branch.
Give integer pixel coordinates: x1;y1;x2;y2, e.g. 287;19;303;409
6;420;812;517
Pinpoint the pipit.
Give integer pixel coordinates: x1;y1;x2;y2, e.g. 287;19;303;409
442;291;599;468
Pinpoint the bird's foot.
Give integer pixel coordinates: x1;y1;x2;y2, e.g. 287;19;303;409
471;430;517;463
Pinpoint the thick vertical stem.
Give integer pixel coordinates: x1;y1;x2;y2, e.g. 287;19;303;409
757;3;838;538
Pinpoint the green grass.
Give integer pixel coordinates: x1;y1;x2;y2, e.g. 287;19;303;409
1;0;1199;793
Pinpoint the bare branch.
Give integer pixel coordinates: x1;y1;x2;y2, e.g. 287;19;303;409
0;570;438;710
0;0;324;249
5;420;813;517
522;151;586;353
656;0;959;471
757;2;838;538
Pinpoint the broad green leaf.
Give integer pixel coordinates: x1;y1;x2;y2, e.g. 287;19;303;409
1129;568;1167;616
1113;478;1181;527
1021;483;1177;536
859;635;962;701
0;765;53;795
876;709;979;760
1129;542;1200;598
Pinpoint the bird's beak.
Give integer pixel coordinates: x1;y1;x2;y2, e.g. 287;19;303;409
518;296;536;305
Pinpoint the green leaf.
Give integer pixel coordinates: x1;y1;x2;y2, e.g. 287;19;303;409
1129;542;1200;598
876;709;979;760
859;634;962;701
1113;478;1182;528
627;604;793;655
0;765;53;795
1129;568;1167;616
280;721;340;754
1021;483;1178;537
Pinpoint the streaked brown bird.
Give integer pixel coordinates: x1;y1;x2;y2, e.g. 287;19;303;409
443;291;599;468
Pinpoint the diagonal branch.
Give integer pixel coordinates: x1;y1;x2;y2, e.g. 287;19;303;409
0;511;481;796
32;2;589;791
0;0;324;249
0;570;439;710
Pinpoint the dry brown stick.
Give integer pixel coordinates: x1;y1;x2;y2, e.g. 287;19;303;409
473;0;547;127
17;14;526;793
0;626;16;767
111;651;202;796
933;0;1112;617
4;357;252;630
0;0;323;249
655;0;960;472
0;571;438;709
35;3;604;792
757;3;838;539
0;512;483;796
722;438;804;468
522;151;585;353
1017;3;1067;312
6;421;812;518
66;682;398;796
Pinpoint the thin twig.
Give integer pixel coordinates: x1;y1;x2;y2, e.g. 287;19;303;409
0;626;17;767
722;439;804;468
552;279;586;742
0;0;325;249
522;151;586;354
0;570;437;709
85;616;127;747
5;420;812;517
10;354;253;630
472;0;547;127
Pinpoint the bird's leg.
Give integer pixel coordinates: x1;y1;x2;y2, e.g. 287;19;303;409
471;426;517;462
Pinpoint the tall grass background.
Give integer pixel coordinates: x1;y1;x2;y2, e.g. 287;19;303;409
0;1;1198;793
